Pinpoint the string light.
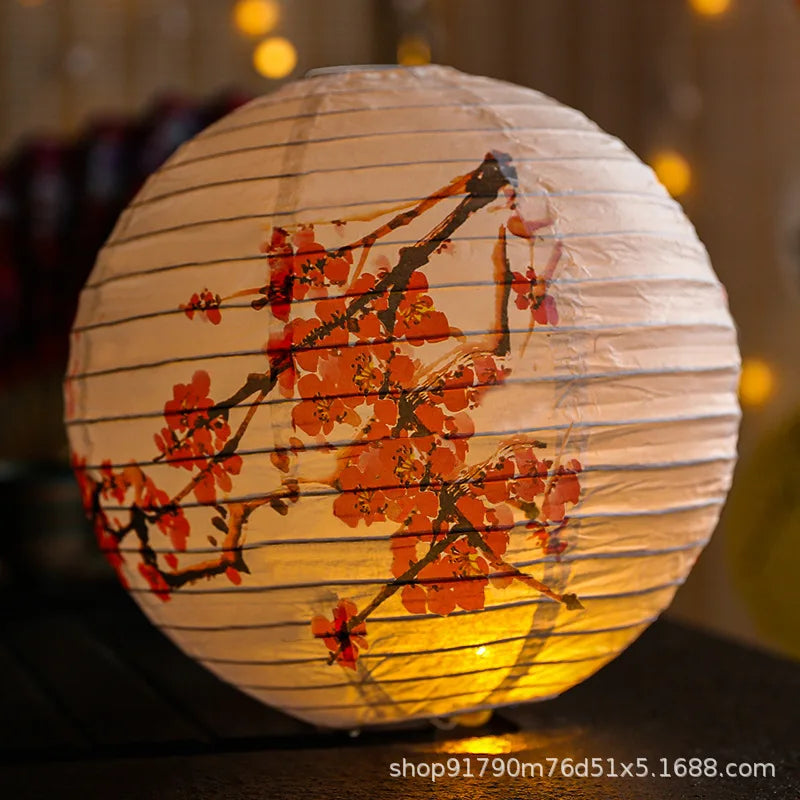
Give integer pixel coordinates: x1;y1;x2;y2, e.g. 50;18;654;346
233;0;280;37
650;150;693;197
397;34;431;66
688;0;732;17
738;357;775;408
253;36;297;79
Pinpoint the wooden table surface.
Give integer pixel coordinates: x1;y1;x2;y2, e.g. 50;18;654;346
0;583;797;799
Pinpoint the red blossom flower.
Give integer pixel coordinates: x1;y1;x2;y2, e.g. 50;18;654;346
291;226;327;296
527;520;568;558
510;241;563;326
93;515;128;588
259;227;294;321
292;368;362;437
311;599;367;670
162;370;213;432
398;538;493;616
288;298;350;373
192;455;243;505
339;348;384;397
510;446;549;502
393;272;451;345
259;225;354;307
154;371;238;501
141;479;191;551
384;485;440;527
333;464;387;527
359;396;399;441
100;459;129;504
265;326;296;398
481;457;516;504
541;459;583;522
346;272;390;326
138;562;171;602
382;439;426;486
180;289;222;324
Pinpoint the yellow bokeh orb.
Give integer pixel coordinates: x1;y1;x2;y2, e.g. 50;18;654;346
738;357;775;408
233;0;280;37
253;36;297;80
397;35;431;66
688;0;732;18
650;150;693;197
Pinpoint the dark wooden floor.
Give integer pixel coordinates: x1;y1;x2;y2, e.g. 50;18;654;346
0;582;797;799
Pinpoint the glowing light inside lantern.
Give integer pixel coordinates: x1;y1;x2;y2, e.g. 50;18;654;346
738;357;775;407
253;36;296;79
650;150;692;197
397;35;431;66
689;0;732;17
233;0;280;36
475;645;488;657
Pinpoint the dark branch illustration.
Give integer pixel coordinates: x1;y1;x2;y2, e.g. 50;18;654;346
71;151;584;671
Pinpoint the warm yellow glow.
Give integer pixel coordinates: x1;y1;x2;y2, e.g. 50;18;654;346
475;645;488;656
397;35;431;66
650;150;692;197
688;0;732;17
233;0;280;37
253;37;297;79
738;358;775;407
437;734;517;755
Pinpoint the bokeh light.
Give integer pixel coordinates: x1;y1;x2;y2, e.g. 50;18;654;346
650;150;693;197
233;0;280;37
738;357;775;408
688;0;732;17
253;36;297;79
397;35;431;66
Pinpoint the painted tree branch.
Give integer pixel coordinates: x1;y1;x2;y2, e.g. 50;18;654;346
324;444;582;665
157;152;517;464
81;149;585;648
147;153;518;518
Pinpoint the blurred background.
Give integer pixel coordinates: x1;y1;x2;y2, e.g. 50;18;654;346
0;0;797;661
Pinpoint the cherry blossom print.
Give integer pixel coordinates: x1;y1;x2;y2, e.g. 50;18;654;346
311;599;368;670
70;153;583;658
180;289;222;324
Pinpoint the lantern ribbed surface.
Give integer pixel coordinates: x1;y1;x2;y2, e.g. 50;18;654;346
66;65;740;729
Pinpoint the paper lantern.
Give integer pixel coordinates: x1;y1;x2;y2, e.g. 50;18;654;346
65;66;740;729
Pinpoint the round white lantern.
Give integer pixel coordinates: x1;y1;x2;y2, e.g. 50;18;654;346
65;65;740;729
